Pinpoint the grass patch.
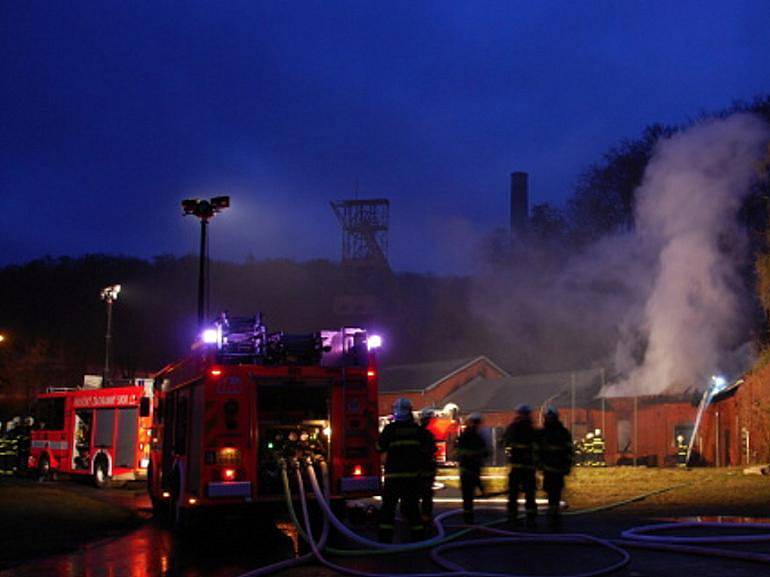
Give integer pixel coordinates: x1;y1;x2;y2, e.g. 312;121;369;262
442;467;770;515
0;479;138;568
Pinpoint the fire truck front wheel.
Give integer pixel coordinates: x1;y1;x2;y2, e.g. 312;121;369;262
170;474;195;532
93;456;111;489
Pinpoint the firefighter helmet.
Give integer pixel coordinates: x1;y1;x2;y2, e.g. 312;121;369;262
516;404;531;416
420;408;435;420
392;398;413;421
467;412;482;424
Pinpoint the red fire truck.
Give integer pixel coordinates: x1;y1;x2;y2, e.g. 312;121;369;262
29;384;153;487
147;315;381;527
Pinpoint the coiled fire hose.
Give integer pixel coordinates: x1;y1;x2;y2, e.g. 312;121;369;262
616;521;770;564
237;462;770;577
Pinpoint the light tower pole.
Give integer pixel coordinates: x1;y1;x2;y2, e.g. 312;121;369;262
182;196;230;328
100;284;121;386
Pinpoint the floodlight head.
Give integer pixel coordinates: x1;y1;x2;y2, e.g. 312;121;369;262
211;196;230;210
182;199;199;215
100;284;121;302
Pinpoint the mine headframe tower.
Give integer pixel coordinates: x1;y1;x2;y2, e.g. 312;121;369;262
330;198;390;270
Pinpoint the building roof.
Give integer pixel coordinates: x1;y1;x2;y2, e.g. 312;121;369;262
378;356;509;393
445;368;605;413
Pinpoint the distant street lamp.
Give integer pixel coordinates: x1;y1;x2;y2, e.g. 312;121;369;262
0;334;6;344
101;284;121;386
182;196;230;328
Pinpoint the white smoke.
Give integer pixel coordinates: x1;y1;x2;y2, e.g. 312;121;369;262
470;114;769;396
605;114;770;396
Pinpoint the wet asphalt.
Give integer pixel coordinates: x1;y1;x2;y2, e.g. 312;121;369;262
2;482;770;577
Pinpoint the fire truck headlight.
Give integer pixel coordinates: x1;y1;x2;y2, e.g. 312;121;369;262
217;447;242;465
162;491;171;499
367;335;383;350
188;497;197;505
140;458;149;469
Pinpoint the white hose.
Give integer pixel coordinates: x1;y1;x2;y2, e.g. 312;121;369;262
300;463;631;577
621;521;770;544
617;521;770;565
234;463;330;577
241;463;770;577
306;462;450;550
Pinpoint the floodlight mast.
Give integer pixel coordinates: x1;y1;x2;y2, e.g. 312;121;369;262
182;197;230;328
100;284;121;386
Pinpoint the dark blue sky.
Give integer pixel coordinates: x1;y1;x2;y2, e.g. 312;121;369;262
2;1;769;273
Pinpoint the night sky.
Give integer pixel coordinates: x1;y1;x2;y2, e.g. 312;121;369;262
2;2;769;274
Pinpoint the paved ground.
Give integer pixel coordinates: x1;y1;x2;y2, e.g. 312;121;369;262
2;481;770;577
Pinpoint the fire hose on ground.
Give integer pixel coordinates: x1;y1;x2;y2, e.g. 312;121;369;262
235;461;770;577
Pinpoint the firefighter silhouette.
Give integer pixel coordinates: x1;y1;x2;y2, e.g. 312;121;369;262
456;412;489;524
536;407;573;529
417;408;438;524
503;405;537;527
376;398;426;543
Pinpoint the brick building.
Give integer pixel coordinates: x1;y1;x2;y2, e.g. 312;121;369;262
377;356;770;468
378;356;509;415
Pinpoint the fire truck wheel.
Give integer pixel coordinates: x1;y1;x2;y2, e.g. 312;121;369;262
170;472;195;532
147;462;167;518
93;457;111;489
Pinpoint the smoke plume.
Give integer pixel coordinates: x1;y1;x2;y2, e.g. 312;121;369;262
606;114;769;395
472;114;769;396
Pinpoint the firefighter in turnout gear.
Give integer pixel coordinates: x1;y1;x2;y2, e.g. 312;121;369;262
376;398;426;542
676;434;688;466
503;404;538;527
11;417;32;473
537;407;573;529
418;408;438;524
591;429;606;466
582;431;595;466
456;412;489;524
0;418;20;477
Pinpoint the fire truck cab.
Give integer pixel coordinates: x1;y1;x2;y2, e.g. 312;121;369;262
147;315;381;527
29;384;153;487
